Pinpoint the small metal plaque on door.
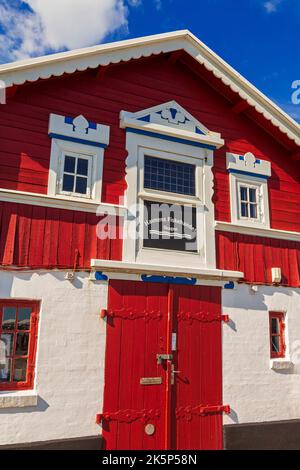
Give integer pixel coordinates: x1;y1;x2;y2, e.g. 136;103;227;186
140;377;162;385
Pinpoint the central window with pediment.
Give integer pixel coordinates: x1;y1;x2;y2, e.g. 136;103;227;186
120;100;224;269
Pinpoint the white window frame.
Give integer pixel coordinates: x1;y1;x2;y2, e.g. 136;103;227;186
48;138;104;203
229;172;270;229
123;132;217;270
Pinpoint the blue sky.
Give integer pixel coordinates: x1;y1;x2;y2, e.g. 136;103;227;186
0;0;299;121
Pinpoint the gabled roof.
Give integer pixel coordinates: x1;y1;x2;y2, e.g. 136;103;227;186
0;30;299;147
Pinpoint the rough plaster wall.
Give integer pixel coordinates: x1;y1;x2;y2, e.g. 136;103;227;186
0;271;107;446
223;284;300;426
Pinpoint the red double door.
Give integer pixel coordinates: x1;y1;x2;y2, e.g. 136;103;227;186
100;280;228;450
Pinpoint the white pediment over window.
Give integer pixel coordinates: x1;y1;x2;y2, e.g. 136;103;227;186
120;101;224;149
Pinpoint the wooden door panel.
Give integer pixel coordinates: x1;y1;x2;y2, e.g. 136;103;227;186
102;280;168;450
173;285;223;450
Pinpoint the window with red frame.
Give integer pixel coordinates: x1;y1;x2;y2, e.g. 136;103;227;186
269;312;286;359
0;301;39;391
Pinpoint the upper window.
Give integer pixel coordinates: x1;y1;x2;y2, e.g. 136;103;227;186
227;152;271;229
0;301;39;391
48;113;110;203
269;312;286;359
144;155;196;196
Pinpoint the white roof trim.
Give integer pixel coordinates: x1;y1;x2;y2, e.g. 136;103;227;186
0;30;299;147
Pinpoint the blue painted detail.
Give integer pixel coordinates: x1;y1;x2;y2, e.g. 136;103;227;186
141;275;197;285
138;115;151;122
227;169;269;179
255;159;261;164
224;281;235;290
95;271;108;281
88;121;97;130
239;155;244;161
126;128;216;150
64;116;97;130
196;127;205;135
49;133;107;148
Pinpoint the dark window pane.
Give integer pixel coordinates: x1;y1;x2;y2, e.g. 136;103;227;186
75;177;88;194
0;333;13;356
271;336;280;353
13;358;27;382
0;357;11;382
144;156;195;196
240;187;248;201
249;188;257;203
62;174;74;192
250;204;258;219
2;307;16;330
271;318;279;334
64;156;76;173
77;158;89;176
241;202;248;217
18;308;31;330
15;333;29;356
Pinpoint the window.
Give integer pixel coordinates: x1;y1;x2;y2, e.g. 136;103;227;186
269;312;286;359
0;301;39;391
142;154;199;253
239;184;259;220
60;153;92;198
144;155;196;196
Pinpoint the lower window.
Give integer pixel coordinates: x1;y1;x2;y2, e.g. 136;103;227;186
269;312;286;359
0;300;39;391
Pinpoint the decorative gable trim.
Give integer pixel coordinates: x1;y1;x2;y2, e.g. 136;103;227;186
48;113;110;148
226;152;271;179
120;101;224;149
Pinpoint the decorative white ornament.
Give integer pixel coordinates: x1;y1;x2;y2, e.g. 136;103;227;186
73;115;89;134
244;152;256;168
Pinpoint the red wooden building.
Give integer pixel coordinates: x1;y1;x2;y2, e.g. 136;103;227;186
0;30;299;450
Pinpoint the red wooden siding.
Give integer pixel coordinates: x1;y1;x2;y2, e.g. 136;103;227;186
0;202;122;269
216;231;300;287
0;53;299;230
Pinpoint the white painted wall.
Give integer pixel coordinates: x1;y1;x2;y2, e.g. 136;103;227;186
2;270;300;445
223;284;300;426
0;270;107;446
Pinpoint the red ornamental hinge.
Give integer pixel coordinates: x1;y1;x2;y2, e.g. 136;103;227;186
95;408;161;425
101;309;162;322
100;309;107;319
177;312;230;323
222;315;230;323
176;404;230;421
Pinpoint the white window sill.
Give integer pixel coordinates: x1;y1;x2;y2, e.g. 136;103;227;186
270;360;294;371
0;390;38;409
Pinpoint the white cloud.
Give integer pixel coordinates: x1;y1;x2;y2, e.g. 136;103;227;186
264;0;283;13
0;0;141;63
